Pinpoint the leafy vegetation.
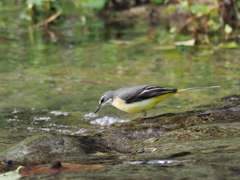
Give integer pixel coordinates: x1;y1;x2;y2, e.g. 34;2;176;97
162;0;239;45
1;0;240;46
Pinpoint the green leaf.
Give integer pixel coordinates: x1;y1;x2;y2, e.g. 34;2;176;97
190;4;210;15
224;24;232;34
153;0;164;5
164;1;188;14
219;42;238;49
82;0;105;11
163;5;179;14
26;0;56;7
237;1;240;8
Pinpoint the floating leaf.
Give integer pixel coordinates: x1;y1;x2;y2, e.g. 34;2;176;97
174;39;195;46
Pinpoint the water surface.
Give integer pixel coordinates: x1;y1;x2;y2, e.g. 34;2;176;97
0;1;239;141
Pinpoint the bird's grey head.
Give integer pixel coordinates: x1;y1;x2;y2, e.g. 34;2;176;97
95;91;114;113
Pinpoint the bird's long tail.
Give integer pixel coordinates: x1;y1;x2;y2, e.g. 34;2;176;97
177;86;220;93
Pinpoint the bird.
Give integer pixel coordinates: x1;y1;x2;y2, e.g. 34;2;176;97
95;85;220;118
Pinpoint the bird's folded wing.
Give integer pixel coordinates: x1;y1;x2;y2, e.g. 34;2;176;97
125;86;177;103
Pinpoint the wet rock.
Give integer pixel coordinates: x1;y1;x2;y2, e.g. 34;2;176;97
50;160;62;168
1;95;240;179
0;133;128;169
0;134;86;165
93;129;132;153
113;95;240;140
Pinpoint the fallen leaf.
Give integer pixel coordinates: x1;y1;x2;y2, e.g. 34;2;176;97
0;166;24;180
20;163;107;177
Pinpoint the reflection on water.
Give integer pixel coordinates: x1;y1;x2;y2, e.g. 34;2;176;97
125;159;192;165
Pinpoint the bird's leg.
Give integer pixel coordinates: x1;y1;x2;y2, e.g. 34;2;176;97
141;111;147;119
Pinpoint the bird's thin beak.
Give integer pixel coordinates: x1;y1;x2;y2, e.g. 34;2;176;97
95;105;101;113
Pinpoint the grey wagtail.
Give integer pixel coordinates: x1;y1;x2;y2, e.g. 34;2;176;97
95;85;220;118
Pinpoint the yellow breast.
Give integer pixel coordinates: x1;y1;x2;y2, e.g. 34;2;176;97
112;92;176;113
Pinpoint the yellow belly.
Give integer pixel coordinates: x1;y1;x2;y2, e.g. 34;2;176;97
112;93;176;113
